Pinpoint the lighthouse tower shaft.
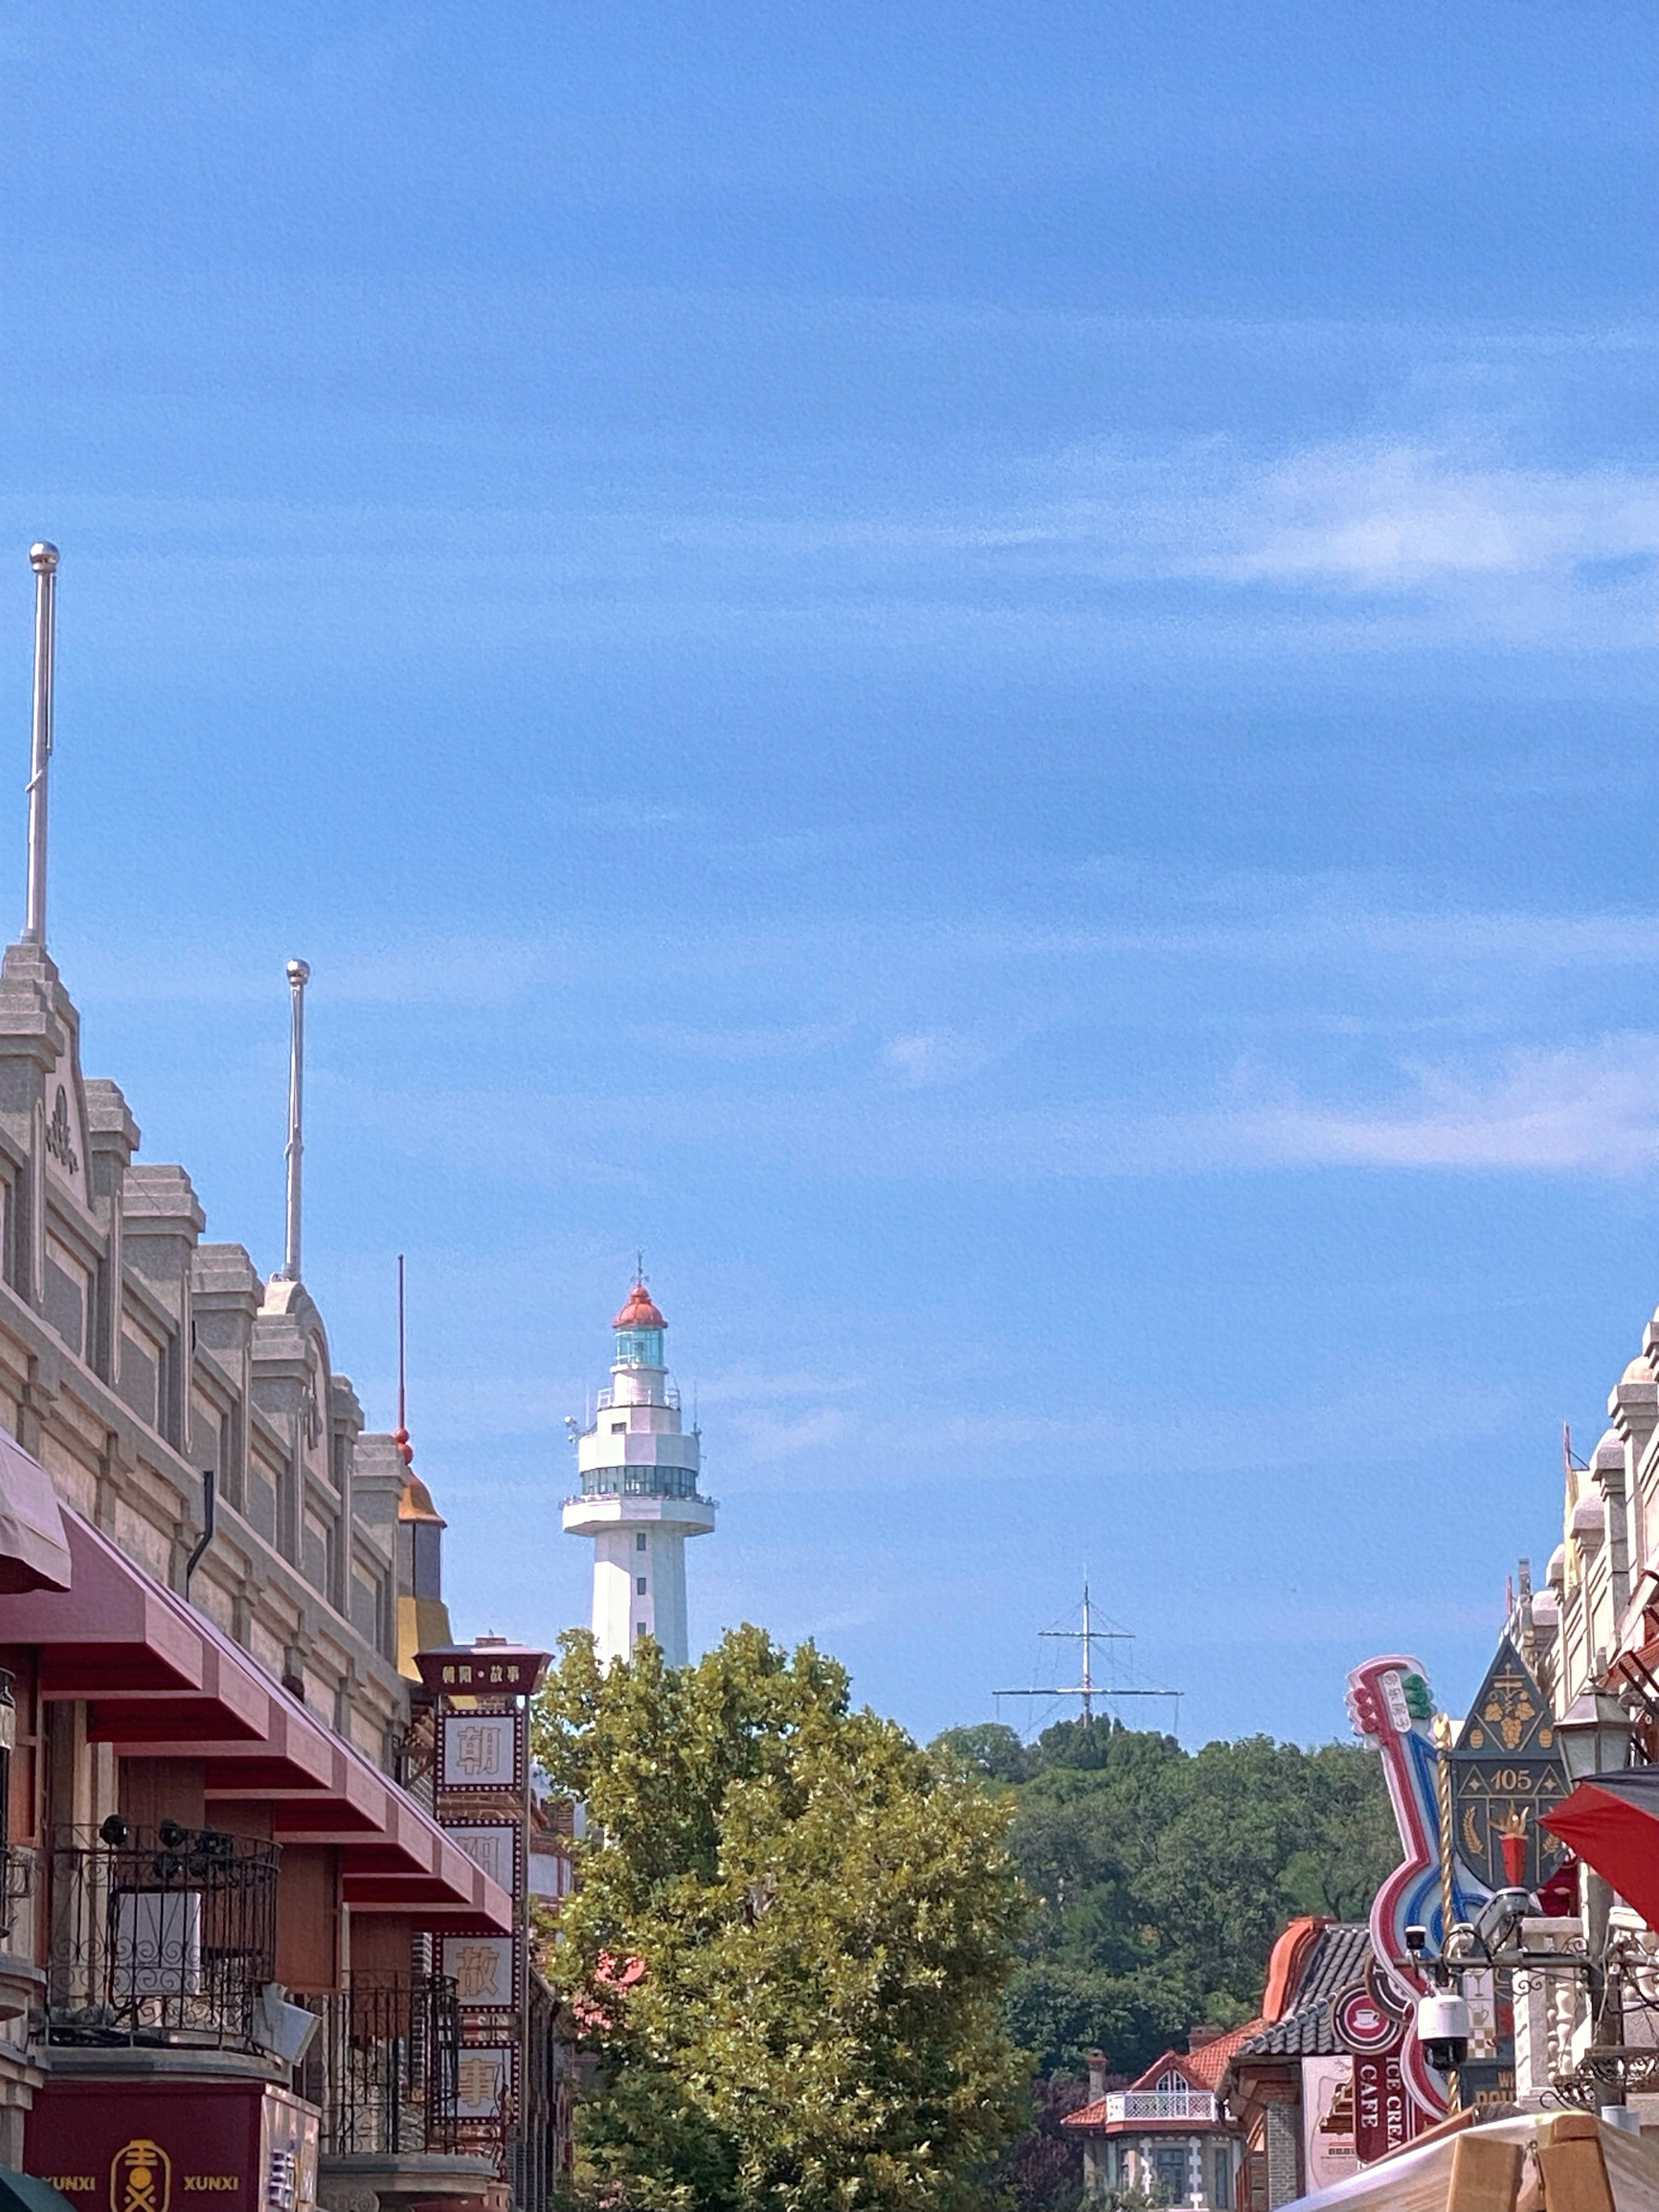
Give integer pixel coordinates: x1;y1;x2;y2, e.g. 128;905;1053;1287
563;1283;714;1668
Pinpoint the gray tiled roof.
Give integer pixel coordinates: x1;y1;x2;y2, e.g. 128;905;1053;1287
1230;1924;1373;2061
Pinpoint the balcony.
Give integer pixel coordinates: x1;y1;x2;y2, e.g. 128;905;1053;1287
309;1971;462;2155
46;1822;279;2051
1102;2090;1220;2124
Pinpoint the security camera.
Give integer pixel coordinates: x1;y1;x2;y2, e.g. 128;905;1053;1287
1416;1989;1470;2075
1404;1925;1428;1955
1475;1885;1536;1959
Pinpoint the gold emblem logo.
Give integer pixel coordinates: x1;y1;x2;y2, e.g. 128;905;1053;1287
112;2139;171;2212
1478;1664;1538;1750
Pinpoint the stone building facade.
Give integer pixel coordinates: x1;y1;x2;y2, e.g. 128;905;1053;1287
0;927;527;2209
1499;1305;1659;2099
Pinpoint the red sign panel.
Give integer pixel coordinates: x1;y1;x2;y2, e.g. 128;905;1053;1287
26;2081;318;2212
1353;2053;1413;2164
1333;1981;1404;2057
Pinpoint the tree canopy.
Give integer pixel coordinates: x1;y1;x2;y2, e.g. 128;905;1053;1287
932;1715;1399;2087
533;1627;1032;2212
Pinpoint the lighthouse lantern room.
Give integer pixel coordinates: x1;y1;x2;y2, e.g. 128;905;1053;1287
563;1278;716;1668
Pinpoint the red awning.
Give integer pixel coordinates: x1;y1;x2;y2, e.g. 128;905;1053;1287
0;1509;509;1930
1543;1771;1659;1931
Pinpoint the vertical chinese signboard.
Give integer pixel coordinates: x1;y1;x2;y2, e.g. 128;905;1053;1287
438;1708;526;1793
417;1638;551;2173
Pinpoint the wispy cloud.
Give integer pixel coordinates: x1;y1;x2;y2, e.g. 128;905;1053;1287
873;1036;1659;1182
661;430;1659;649
70;884;1659;1194
49;404;1659;659
1214;441;1659;592
709;1357;1516;1492
1008;435;1659;643
882;1030;992;1087
1213;1034;1659;1175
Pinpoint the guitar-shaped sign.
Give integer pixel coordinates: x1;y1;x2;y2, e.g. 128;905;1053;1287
1346;1654;1490;2121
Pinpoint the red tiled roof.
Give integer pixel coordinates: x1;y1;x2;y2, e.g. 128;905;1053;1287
1183;2020;1264;2088
1063;2024;1264;2129
1063;2097;1118;2131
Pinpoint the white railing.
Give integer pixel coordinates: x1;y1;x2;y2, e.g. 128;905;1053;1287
1102;2091;1218;2123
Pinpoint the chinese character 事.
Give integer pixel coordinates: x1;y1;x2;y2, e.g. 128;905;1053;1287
458;2054;508;2113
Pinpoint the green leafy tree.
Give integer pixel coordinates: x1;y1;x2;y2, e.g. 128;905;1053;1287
931;1714;1398;2094
932;1724;1033;1788
534;1626;1033;2212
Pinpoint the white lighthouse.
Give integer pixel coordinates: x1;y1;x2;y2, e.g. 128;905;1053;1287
563;1279;716;1668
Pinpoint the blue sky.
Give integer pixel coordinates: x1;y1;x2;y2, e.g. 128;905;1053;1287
1;1;1656;1745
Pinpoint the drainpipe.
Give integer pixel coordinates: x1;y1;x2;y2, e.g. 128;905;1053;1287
184;1469;216;1593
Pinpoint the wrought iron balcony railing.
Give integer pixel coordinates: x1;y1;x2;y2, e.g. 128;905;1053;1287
46;1823;280;2049
308;1971;462;2156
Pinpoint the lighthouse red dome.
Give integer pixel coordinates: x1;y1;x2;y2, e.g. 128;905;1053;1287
613;1282;666;1331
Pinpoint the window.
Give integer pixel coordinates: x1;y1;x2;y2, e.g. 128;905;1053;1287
580;1464;699;1501
1213;2146;1231;2208
1151;2145;1186;2201
611;1420;626;1434
636;1621;647;1640
636;1533;647;1551
637;1576;648;1595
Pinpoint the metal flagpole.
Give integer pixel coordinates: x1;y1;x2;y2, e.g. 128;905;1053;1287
22;544;57;948
279;959;310;1279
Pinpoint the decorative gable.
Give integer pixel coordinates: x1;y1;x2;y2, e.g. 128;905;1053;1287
1131;2051;1203;2094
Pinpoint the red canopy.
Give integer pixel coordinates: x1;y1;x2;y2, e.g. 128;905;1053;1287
1543;1770;1659;1930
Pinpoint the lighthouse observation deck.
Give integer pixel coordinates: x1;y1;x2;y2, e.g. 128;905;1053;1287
570;1463;707;1501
